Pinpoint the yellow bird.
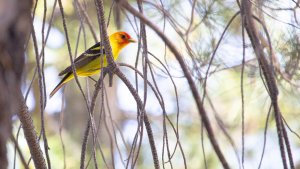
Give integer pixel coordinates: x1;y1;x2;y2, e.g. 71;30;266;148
50;31;136;97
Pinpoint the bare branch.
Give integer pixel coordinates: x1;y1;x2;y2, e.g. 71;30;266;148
17;92;47;169
240;0;294;168
118;1;230;168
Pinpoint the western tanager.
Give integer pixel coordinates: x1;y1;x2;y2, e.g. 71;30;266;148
50;31;136;97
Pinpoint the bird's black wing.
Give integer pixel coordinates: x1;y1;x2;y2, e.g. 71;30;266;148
58;42;106;76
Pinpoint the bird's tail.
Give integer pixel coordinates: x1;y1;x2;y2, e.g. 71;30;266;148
50;73;72;98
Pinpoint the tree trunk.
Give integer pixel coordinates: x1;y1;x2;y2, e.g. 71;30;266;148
0;0;32;168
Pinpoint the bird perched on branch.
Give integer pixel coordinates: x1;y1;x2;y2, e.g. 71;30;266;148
50;31;136;98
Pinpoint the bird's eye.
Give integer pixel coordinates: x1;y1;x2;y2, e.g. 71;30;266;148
121;34;126;39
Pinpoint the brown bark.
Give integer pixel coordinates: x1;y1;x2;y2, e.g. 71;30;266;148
118;1;230;168
0;0;33;168
241;0;294;168
17;92;47;169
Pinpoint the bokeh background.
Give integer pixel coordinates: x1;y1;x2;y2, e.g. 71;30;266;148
8;0;300;168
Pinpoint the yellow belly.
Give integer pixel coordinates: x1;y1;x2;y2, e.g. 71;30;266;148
63;56;109;84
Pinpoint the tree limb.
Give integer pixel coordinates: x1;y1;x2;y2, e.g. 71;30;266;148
117;1;230;168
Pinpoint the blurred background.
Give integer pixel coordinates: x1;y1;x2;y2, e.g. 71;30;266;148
8;0;300;168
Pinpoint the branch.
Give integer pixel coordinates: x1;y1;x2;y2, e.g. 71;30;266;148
115;69;160;169
118;1;230;168
94;0;115;68
0;0;44;168
17;91;47;169
240;1;294;168
11;135;29;169
92;0;160;168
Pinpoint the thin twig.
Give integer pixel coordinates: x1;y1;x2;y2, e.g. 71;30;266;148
258;105;272;169
119;1;230;168
116;69;160;169
11;135;29;169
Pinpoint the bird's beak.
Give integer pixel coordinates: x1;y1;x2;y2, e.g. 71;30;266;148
128;38;136;43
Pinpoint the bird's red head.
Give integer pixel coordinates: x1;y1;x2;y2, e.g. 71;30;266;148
110;31;136;46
